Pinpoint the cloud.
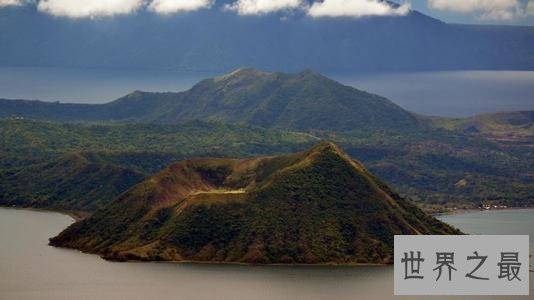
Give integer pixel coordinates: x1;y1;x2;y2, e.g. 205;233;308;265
148;0;211;14
428;0;522;21
308;0;410;18
527;1;534;15
37;0;145;18
0;0;31;7
225;0;303;16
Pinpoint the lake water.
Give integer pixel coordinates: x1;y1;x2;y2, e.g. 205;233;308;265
0;207;532;299
0;67;533;117
333;71;534;117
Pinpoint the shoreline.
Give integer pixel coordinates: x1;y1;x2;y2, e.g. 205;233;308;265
118;259;392;268
0;205;89;222
431;206;534;217
53;240;394;267
2;205;531;268
5;204;532;222
1;206;394;267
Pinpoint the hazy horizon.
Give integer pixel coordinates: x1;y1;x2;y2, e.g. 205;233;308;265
1;67;532;118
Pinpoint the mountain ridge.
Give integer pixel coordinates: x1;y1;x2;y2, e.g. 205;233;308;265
50;142;460;264
1;70;532;211
0;68;424;133
1;4;533;72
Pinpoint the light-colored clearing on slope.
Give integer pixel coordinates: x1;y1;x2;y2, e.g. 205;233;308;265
190;189;246;195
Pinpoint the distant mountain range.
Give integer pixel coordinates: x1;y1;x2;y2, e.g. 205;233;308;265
50;142;460;264
1;5;533;72
0;68;422;133
1;69;532;212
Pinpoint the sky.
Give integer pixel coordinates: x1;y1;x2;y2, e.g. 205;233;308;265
0;0;533;25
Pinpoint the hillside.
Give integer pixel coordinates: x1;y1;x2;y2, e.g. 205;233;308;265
0;152;145;212
0;119;317;211
2;112;532;213
432;111;534;145
0;118;315;155
0;5;533;72
50;142;460;264
131;68;422;132
0;68;423;133
1;71;532;212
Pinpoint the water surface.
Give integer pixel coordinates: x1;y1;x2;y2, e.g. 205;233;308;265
0;67;212;103
0;208;532;299
333;70;534;117
0;67;532;117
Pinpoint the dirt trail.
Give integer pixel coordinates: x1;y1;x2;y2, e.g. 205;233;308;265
190;189;246;195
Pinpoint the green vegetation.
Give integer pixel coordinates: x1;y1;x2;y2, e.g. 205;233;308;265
431;111;533;144
1;113;532;213
0;68;422;133
325;127;533;208
0;69;532;213
2;69;529;265
0;119;316;211
50;142;460;264
0;118;315;155
0;152;144;211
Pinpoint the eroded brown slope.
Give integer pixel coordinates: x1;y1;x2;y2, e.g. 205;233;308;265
50;142;460;264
